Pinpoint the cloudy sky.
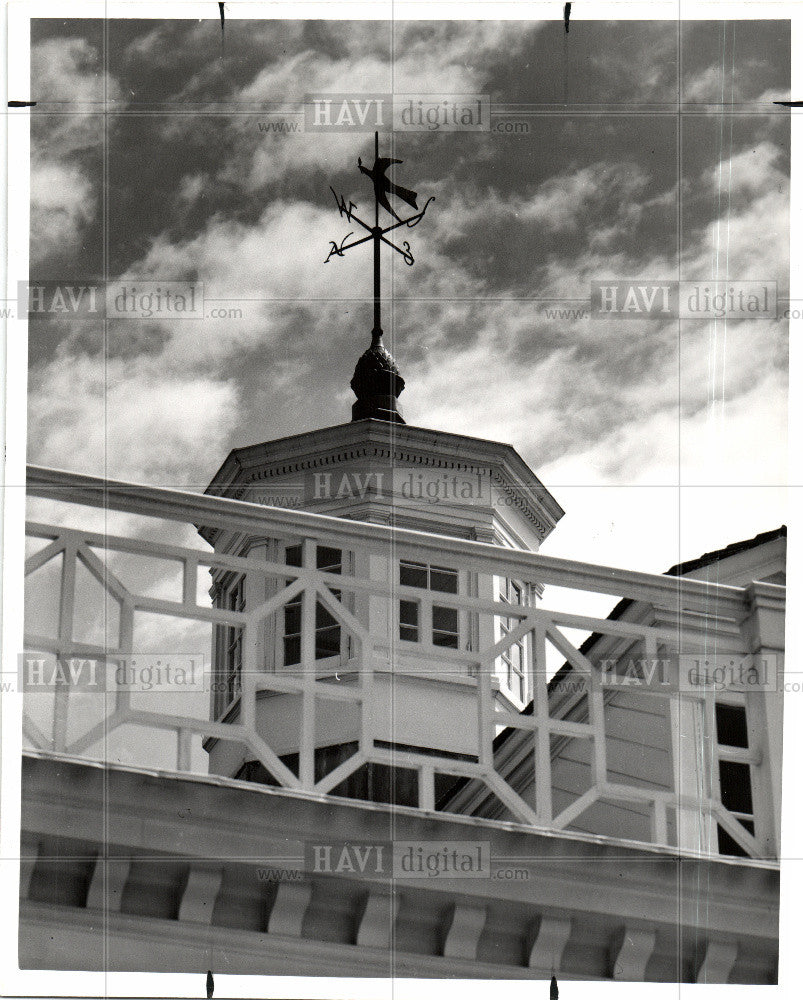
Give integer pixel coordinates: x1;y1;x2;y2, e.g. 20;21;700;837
26;16;790;575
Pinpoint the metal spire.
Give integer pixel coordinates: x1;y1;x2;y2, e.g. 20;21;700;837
326;132;434;421
326;131;434;338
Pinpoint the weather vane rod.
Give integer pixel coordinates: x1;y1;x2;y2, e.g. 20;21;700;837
326;131;434;342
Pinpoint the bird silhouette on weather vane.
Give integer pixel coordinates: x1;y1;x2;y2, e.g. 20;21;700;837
325;131;434;337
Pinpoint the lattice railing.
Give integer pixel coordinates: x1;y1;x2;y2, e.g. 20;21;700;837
20;465;780;859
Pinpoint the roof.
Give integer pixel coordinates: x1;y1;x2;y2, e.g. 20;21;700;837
205;420;563;520
497;526;787;750
665;525;786;577
545;524;787;695
200;418;565;546
437;524;787;808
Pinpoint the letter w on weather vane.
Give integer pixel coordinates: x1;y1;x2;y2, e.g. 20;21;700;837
325;131;434;337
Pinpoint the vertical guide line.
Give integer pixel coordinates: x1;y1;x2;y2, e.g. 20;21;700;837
675;7;683;984
722;22;736;423
102;5;110;994
389;11;398;995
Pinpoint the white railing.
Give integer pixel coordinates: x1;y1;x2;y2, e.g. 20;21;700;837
21;465;782;859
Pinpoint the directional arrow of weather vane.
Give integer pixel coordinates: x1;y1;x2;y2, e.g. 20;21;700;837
325;130;434;336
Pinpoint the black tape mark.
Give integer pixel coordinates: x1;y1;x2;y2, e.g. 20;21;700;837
206;969;214;998
774;100;803;107
550;975;559;1000
564;3;571;33
8;100;36;107
218;2;225;56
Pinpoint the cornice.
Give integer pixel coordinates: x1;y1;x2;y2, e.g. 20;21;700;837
19;753;778;984
206;426;562;543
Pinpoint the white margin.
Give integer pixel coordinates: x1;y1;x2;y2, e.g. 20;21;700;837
1;2;799;999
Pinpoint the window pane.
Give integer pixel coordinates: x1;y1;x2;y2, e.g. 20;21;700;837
433;605;458;632
316;602;338;630
717;824;750;858
510;643;522;673
433;630;459;649
719;760;754;814
400;624;419;642
716;703;749;748
400;562;428;589
399;600;419;626
227;580;244;611
316;625;340;659
284;635;300;666
284;603;301;635
430;567;458;594
317;546;341;572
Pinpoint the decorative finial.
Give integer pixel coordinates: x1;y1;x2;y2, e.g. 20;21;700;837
326;131;434;421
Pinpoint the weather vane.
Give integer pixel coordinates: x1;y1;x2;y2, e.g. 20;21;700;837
326;131;434;340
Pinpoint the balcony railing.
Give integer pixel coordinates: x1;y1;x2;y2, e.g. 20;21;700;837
20;465;784;860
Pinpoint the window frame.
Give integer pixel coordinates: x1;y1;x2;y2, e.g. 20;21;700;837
281;543;348;668
713;696;758;856
497;578;529;704
398;560;460;650
213;573;245;718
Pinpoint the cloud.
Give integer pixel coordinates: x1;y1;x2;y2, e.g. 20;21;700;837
30;161;95;266
394;135;788;495
28;352;240;484
582;22;679;102
177;173;207;203
32;126;784;494
432;161;650;239
25;18;789;585
107;198;366;371
539;365;786;488
19;19;791;774
31;37;123;150
683;57;788;106
165;20;544;192
29;36;124;268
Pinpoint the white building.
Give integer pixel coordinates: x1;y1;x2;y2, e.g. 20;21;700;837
19;335;784;983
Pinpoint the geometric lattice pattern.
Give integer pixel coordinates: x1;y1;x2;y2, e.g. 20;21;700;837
23;470;770;859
